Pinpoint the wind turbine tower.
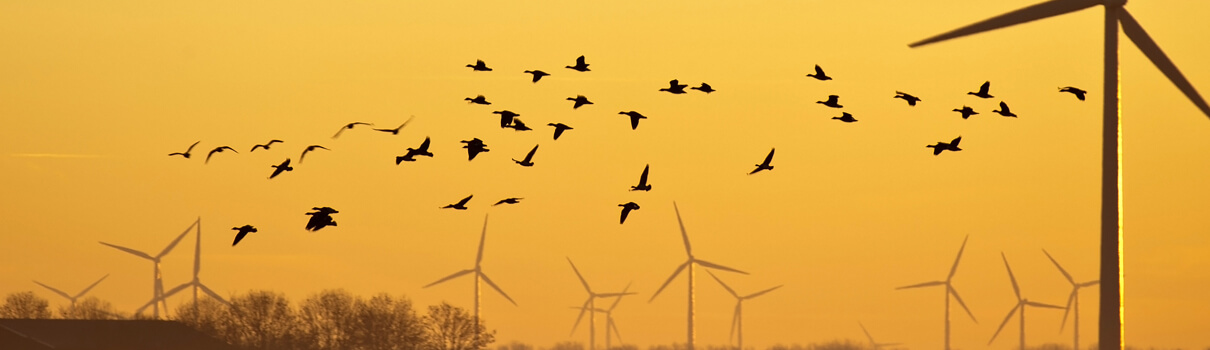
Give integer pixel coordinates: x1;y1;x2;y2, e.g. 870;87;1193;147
989;253;1065;350
1044;249;1100;350
424;215;517;343
896;235;977;350
705;270;782;350
567;258;635;350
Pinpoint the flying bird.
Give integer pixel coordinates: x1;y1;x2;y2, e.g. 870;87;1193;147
442;195;473;210
567;95;593;109
465;95;491;105
993;101;1017;117
690;83;715;93
311;206;339;215
373;116;414;135
566;55;590;72
250;140;283;152
968;81;994;99
168;141;201;158
832;112;857;123
806;65;832;81
659;79;688;94
630;164;651;191
332;122;373;139
927;136;963;155
1060;86;1087;101
396;137;434;164
231;225;257;246
205;146;237;164
299;145;329;163
269;158;293;179
749;148;775;174
524;70;550;83
493;110;519;128
467;60;492;71
618;202;640;224
548;123;573;140
817;95;843;108
953;106;978;119
494;198;523;206
461;138;490;161
619;111;647;130
512;145;539;167
304;208;338;231
509;118;532;131
894;91;922;106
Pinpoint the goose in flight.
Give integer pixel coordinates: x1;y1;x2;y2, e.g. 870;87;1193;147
806;65;832;81
494;198;523;206
269;158;293;179
690;83;715;93
524;70;550;83
992;101;1017;118
619;111;647;130
465;95;491;105
231;225;257;246
493;110;519;128
618;202;640;224
461;138;490;161
817;95;843;108
566;55;590;72
548;123;573;140
509;118;532;131
968;81;993;99
567;95;594;109
168;141;200;158
832;112;857;123
513;145;539;167
659;79;688;94
1060;86;1087;101
332;122;374;139
299;145;329;164
926;136;963;155
374;116;414;135
894;91;922;106
443;195;473;210
749;148;775;174
251;140;283;152
396;137;434;164
953;106;978;119
630;164;651;191
467;60;492;71
205;146;237;164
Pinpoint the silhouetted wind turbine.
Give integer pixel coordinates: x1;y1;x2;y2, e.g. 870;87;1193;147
139;217;231;319
99;219;196;319
32;274;109;314
896;235;977;350
909;2;1210;346
599;283;632;350
649;202;748;350
858;322;901;350
1043;249;1100;350
567;258;635;350
989;253;1065;350
706;270;781;350
424;215;516;343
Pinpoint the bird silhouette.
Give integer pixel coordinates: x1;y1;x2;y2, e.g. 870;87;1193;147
619;111;647;130
311;206;339;215
894;91;922;106
567;95;594;109
927;136;963;155
396;137;434;164
443;195;473;210
806;65;832;81
513;145;538;167
750;148;775;174
618;202;640;224
231;225;257;246
168;141;200;158
461;138;490;161
524;70;550;83
548;123;573;140
332;122;374;139
493;110;519;128
566;55;590;72
509;118;532;131
494;198;523;206
373;116;414;135
630;164;651;191
832;112;858;123
304;208;338;231
465;95;492;105
968;81;994;98
953;106;979;119
269;158;293;179
993;101;1017;117
250;140;284;152
299;145;329;164
1060;86;1087;101
659;79;688;94
690;83;715;93
817;95;843;108
205;146;237;164
467;60;492;71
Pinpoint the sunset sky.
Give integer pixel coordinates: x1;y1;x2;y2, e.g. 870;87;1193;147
2;1;1209;349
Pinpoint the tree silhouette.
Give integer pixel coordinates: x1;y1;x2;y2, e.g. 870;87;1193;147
351;293;426;350
58;296;121;320
300;289;359;350
423;302;495;350
0;291;52;319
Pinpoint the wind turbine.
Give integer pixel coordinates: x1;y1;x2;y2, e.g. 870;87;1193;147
99;218;196;319
705;270;782;350
858;322;901;350
567;258;635;350
599;284;631;350
32;274;109;314
138;217;230;318
908;2;1210;347
1044;249;1100;350
424;214;517;343
649;202;748;350
989;252;1066;350
896;235;977;350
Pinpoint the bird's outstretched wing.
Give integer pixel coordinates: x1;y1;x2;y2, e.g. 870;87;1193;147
456;195;473;206
762;148;775;165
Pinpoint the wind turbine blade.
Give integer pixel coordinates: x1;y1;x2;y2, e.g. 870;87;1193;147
705;269;739;298
609;317;623;343
137;282;191;314
909;0;1099;48
729;302;740;343
1001;252;1021;300
607;282;632;311
1025;300;1066;309
567;257;594;293
949;285;978;323
987;302;1021;345
476;215;489;265
99;242;154;260
947;235;969;281
896;281;945;290
423;269;475;288
198;284;231;307
1079;280;1101;288
859;321;875;344
649;260;690;302
32;281;72;300
595;292;637;298
75;274;110;298
744;285;783;299
1042;249;1075;284
695;259;748;275
673;202;693;257
1060;289;1076;332
479;271;517;306
157;220;197;258
570;298;591;336
1120;8;1210;119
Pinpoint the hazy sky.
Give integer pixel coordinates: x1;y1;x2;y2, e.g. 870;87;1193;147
2;1;1209;349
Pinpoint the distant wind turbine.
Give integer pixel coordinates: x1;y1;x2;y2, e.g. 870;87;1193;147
138;217;230;319
858;322;901;350
909;2;1210;347
989;253;1065;349
896;235;977;350
99;219;196;319
649;202;748;350
599;283;631;350
32;274;109;314
567;258;635;350
1043;249;1100;350
705;270;782;350
424;215;517;343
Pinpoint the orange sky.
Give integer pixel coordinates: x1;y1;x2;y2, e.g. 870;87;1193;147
2;1;1209;349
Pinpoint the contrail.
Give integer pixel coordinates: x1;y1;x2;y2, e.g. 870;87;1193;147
9;153;106;159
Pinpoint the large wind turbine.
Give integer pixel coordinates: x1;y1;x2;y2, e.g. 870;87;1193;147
139;217;230;318
424;215;517;342
705;270;782;350
989;253;1065;350
99;218;196;319
896;235;977;350
908;2;1210;348
567;258;635;350
599;283;631;350
1044;249;1100;350
32;274;109;314
649;202;748;350
858;322;901;350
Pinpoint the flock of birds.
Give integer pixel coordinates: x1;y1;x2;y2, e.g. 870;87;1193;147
164;56;1089;246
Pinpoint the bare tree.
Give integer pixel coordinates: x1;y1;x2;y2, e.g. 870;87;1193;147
0;291;52;319
228;290;302;350
175;296;233;343
497;341;534;350
300;289;358;350
59;296;121;320
350;293;426;350
423;302;495;350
